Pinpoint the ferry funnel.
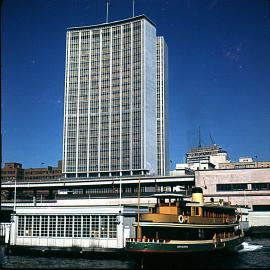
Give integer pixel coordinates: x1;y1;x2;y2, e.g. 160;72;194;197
192;187;204;203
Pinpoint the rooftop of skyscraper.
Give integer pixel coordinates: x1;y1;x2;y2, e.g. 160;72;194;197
67;14;155;31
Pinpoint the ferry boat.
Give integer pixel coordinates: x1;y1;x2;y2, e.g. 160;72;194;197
126;187;245;254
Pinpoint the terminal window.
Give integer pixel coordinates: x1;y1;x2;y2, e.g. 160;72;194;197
216;183;248;192
17;215;118;239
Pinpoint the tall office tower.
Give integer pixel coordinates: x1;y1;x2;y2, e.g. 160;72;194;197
63;15;158;178
156;37;169;176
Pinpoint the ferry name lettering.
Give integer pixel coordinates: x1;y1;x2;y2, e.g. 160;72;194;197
176;245;188;248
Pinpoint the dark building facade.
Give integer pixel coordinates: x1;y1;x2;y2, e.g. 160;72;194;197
1;162;24;181
1;161;62;182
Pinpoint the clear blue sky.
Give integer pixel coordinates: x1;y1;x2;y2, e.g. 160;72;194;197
2;0;270;169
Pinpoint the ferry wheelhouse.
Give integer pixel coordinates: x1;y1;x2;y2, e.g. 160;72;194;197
126;187;244;253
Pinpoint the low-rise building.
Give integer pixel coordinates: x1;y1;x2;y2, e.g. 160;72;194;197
170;164;195;176
1;174;195;203
1;161;62;182
1;163;24;181
24;160;62;181
195;167;270;227
7;203;147;253
219;157;270;169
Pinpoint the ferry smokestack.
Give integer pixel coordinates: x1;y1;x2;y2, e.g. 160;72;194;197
192;187;204;203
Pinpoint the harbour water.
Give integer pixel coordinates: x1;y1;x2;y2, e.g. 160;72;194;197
1;237;270;269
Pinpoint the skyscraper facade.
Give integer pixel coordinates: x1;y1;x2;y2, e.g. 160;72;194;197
63;15;162;178
156;37;169;176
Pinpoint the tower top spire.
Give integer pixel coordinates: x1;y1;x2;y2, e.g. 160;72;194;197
106;1;110;23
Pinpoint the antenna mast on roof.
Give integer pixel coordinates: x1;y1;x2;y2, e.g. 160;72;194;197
133;0;135;17
106;1;110;23
209;132;215;145
198;126;202;148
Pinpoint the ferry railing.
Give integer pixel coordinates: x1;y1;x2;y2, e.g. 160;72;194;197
126;238;169;243
127;231;241;244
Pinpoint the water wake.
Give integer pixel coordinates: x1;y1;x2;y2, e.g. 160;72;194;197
238;241;263;252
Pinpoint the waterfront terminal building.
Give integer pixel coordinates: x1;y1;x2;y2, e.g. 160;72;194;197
195;167;270;228
7;204;146;253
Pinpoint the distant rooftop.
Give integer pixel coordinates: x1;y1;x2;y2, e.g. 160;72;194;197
188;144;227;154
67;15;155;31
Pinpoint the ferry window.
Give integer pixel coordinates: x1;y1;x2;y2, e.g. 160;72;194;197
134;186;146;193
74;216;82;237
66;216;73;237
91;215;99;238
33;216;40;237
49;216;56;237
100;216;108;238
125;187;132;193
73;189;83;194
57;216;65;237
41;216;48;237
25;216;32;237
109;216;117;238
83;216;91;237
18;216;25;236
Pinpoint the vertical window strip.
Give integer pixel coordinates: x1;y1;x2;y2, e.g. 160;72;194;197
100;215;108;238
66;215;73;237
49;216;56;237
57;216;65;237
25;216;32;237
18;216;24;236
41;216;48;237
33;216;40;237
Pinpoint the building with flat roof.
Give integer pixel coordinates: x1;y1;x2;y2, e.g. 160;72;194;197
1;163;24;182
195;167;270;227
24;161;62;181
1;161;62;182
1;174;194;203
171;144;228;174
186;144;229;170
219;157;270;170
7;204;148;252
62;15;168;178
